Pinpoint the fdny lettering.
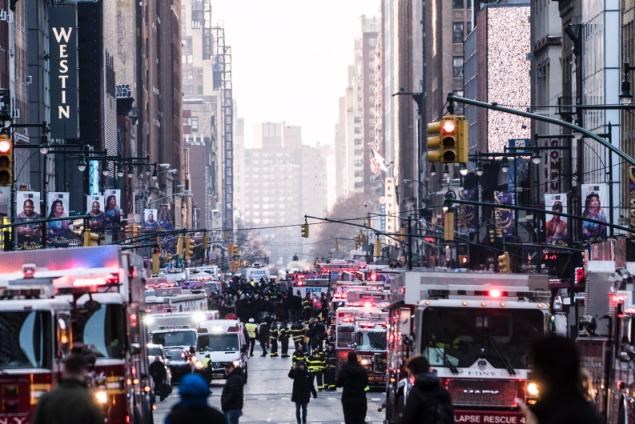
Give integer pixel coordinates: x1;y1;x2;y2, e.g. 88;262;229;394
52;26;73;120
0;416;29;424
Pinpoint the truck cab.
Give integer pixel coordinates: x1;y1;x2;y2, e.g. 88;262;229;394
194;319;248;382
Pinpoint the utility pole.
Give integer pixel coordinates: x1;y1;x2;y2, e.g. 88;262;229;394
407;215;413;270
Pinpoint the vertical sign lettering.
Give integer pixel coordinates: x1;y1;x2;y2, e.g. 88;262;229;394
49;7;79;139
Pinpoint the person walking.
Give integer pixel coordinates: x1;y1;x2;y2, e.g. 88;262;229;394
32;354;104;424
401;356;454;424
307;345;326;391
336;351;369;424
279;321;290;358
149;355;169;400
288;360;318;424
258;319;270;357
517;335;602;424
302;294;313;321
221;362;245;424
245;318;258;357
164;373;225;424
324;343;337;391
269;322;279;358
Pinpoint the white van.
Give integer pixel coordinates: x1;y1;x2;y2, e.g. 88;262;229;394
194;319;249;382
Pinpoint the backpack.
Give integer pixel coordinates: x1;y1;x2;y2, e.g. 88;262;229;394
412;385;454;424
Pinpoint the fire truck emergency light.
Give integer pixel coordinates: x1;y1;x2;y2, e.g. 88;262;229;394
488;289;502;298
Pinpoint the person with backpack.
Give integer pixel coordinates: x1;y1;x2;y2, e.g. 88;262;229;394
336;351;369;424
402;356;454;424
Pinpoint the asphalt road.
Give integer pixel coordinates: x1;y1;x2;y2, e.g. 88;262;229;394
154;348;386;424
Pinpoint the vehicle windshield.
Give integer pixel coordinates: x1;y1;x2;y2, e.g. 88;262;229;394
197;333;239;352
76;303;126;359
152;330;197;347
420;307;545;370
356;330;386;351
147;346;163;356
337;325;355;348
0;311;53;370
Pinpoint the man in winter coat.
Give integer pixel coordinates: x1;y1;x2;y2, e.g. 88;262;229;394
164;373;225;424
258;320;270;357
336;351;370;424
149;355;169;400
269;322;279;357
402;356;454;424
32;354;104;424
288;360;317;424
221;362;245;424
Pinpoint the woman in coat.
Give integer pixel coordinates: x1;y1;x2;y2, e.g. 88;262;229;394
288;361;317;424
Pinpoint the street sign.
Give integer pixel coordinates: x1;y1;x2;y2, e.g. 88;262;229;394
508;138;531;154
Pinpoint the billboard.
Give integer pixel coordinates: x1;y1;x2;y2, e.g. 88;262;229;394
15;191;41;249
103;189;122;229
544;193;568;244
86;194;106;232
46;192;74;246
49;7;79;139
456;187;477;235
494;190;515;239
143;208;158;231
581;183;608;240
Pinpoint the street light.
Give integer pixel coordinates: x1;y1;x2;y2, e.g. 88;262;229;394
152;165;158;180
430;165;437;177
127;165;134;178
459;164;469;176
476;166;484;177
77;157;88;172
102;164;110;177
116;165;124;178
500;158;510;173
619;63;635;105
531;152;541;165
39;144;49;155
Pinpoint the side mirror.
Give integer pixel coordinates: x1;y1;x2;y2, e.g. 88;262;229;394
129;343;142;355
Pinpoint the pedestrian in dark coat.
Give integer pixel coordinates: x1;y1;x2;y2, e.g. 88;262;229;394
519;335;602;424
258;320;270;357
289;361;317;424
336;351;369;424
402;356;454;424
32;354;104;424
164;373;225;424
221;363;245;424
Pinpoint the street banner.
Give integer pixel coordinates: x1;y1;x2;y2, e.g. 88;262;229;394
46;192;78;247
0;186;9;216
86;194;106;233
457;187;478;235
629;166;635;229
143;208;159;231
49;7;79;139
158;204;173;231
581;183;608;240
494;190;515;239
544;193;568;244
103;189;122;229
15;191;41;249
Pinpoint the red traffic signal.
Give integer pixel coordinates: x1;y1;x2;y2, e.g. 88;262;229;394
0;138;10;153
574;267;586;285
0;134;12;187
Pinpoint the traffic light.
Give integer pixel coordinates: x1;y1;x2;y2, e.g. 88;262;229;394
0;134;12;187
373;238;382;257
443;210;455;241
202;234;209;251
426;115;468;164
82;230;101;246
497;252;511;273
185;237;194;260
228;243;238;257
301;223;309;238
176;236;183;257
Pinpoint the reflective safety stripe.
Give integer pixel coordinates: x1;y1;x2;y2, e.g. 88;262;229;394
363;386;370;392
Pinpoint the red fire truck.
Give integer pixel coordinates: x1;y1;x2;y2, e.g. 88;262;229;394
335;306;388;388
0;246;153;424
385;270;552;423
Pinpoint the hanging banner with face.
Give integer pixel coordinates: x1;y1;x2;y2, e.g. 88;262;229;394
86;194;106;233
47;192;76;247
457;187;478;235
544;193;568;244
103;189;122;229
494;190;515;239
581;183;609;240
143;208;158;231
16;191;42;249
158;204;173;231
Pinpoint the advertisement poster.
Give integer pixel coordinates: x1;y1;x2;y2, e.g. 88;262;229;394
581;183;608;240
16;191;42;249
47;192;77;247
158;204;173;231
494;191;515;239
457;187;477;235
143;208;159;231
544;193;568;244
86;194;106;233
103;189;122;229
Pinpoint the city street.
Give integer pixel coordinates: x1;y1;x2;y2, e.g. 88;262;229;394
154;351;386;424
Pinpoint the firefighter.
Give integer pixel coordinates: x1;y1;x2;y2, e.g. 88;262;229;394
292;344;307;366
269;322;279;358
290;320;306;350
307;345;326;391
324;343;337;391
258;320;270;357
279;321;290;358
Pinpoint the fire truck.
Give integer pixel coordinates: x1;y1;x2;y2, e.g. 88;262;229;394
335;306;388;388
385;270;552;424
0;246;153;424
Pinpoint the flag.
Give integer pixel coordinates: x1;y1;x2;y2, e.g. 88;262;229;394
369;148;388;175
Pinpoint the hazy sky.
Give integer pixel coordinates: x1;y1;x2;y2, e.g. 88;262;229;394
212;0;380;148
